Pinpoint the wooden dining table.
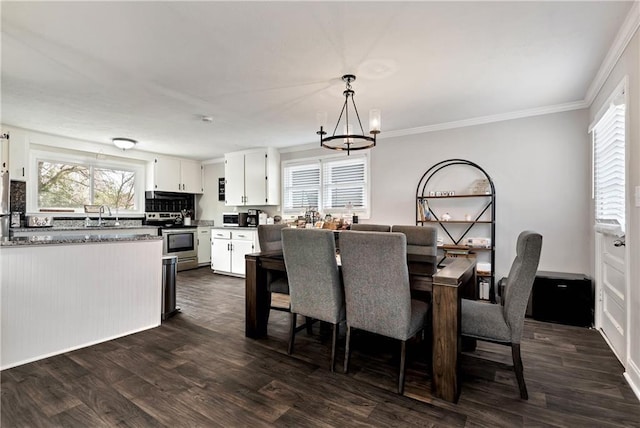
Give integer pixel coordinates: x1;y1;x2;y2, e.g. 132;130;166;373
245;250;476;403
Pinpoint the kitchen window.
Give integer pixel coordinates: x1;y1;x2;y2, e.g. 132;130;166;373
30;150;145;214
282;154;369;217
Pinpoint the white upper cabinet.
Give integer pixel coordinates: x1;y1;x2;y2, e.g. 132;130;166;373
180;159;204;194
224;152;246;206
224;147;280;206
0;135;8;175
148;157;203;194
2;129;28;181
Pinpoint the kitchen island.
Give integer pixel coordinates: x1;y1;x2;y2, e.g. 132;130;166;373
0;233;163;369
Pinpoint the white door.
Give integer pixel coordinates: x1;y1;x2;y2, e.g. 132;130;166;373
211;238;231;272
592;83;627;363
596;232;626;362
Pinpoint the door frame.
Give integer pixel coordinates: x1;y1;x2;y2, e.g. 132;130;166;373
592;76;630;367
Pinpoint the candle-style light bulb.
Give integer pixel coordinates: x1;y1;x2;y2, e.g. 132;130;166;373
344;124;354;144
369;109;381;134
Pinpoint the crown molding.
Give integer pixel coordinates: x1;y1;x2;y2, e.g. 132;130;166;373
381;100;588;139
584;1;640;106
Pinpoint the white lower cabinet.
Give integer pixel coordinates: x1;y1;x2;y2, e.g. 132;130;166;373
211;228;259;277
197;227;211;266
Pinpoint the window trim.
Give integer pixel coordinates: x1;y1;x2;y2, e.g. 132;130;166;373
28;149;146;216
281;153;371;219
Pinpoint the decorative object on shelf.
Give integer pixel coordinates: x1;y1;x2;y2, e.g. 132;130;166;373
441;212;451;221
417;199;430;221
469;178;491;194
112;137;137;150
317;74;380;155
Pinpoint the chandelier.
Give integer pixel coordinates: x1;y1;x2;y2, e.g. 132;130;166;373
317;74;381;155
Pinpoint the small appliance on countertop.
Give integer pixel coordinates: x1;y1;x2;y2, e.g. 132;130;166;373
258;212;268;226
11;212;21;228
238;212;249;227
247;209;260;227
222;212;239;227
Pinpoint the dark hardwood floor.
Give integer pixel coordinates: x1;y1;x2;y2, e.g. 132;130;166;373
2;267;639;427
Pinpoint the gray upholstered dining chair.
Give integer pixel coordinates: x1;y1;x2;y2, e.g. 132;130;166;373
339;231;430;394
461;230;542;399
350;224;391;232
257;224;290;312
281;228;345;372
391;225;438;303
391;225;438;256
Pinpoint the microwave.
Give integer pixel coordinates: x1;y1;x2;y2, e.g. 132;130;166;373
222;212;239;227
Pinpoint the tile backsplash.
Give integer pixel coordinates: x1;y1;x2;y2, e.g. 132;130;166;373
10;181;26;224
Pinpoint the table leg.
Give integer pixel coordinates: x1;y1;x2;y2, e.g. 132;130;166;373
431;281;461;403
245;257;269;338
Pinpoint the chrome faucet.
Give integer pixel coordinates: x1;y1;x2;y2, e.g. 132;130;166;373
97;206;111;226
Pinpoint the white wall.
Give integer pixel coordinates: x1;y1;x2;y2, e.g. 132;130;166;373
197;161;226;224
282;109;591;280
590;27;640;398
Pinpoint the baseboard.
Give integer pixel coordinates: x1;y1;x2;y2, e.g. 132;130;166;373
624;359;640;402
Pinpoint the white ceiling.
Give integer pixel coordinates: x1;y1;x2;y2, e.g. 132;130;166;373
1;1;635;161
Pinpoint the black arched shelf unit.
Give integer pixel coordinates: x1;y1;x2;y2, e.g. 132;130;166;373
416;159;496;301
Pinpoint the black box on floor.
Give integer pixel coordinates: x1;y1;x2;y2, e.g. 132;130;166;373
531;271;593;327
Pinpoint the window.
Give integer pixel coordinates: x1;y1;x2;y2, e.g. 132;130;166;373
282;154;369;217
591;86;626;234
31;150;144;214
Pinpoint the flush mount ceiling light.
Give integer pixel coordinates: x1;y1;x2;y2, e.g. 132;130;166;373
112;137;137;150
317;74;381;155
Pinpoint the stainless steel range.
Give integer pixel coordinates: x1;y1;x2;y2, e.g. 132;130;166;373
145;212;198;271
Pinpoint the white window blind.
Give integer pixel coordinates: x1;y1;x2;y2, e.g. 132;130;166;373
283;162;320;212
322;157;366;211
593;102;625;233
282;154;369;216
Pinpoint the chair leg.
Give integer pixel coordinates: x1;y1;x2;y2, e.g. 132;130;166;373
512;343;528;400
398;340;407;395
330;323;338;373
344;325;352;374
288;313;297;355
305;316;313;334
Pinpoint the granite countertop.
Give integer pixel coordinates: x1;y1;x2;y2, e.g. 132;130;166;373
1;234;162;247
10;225;159;233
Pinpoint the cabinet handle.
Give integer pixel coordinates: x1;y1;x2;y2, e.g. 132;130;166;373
22;167;25;177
